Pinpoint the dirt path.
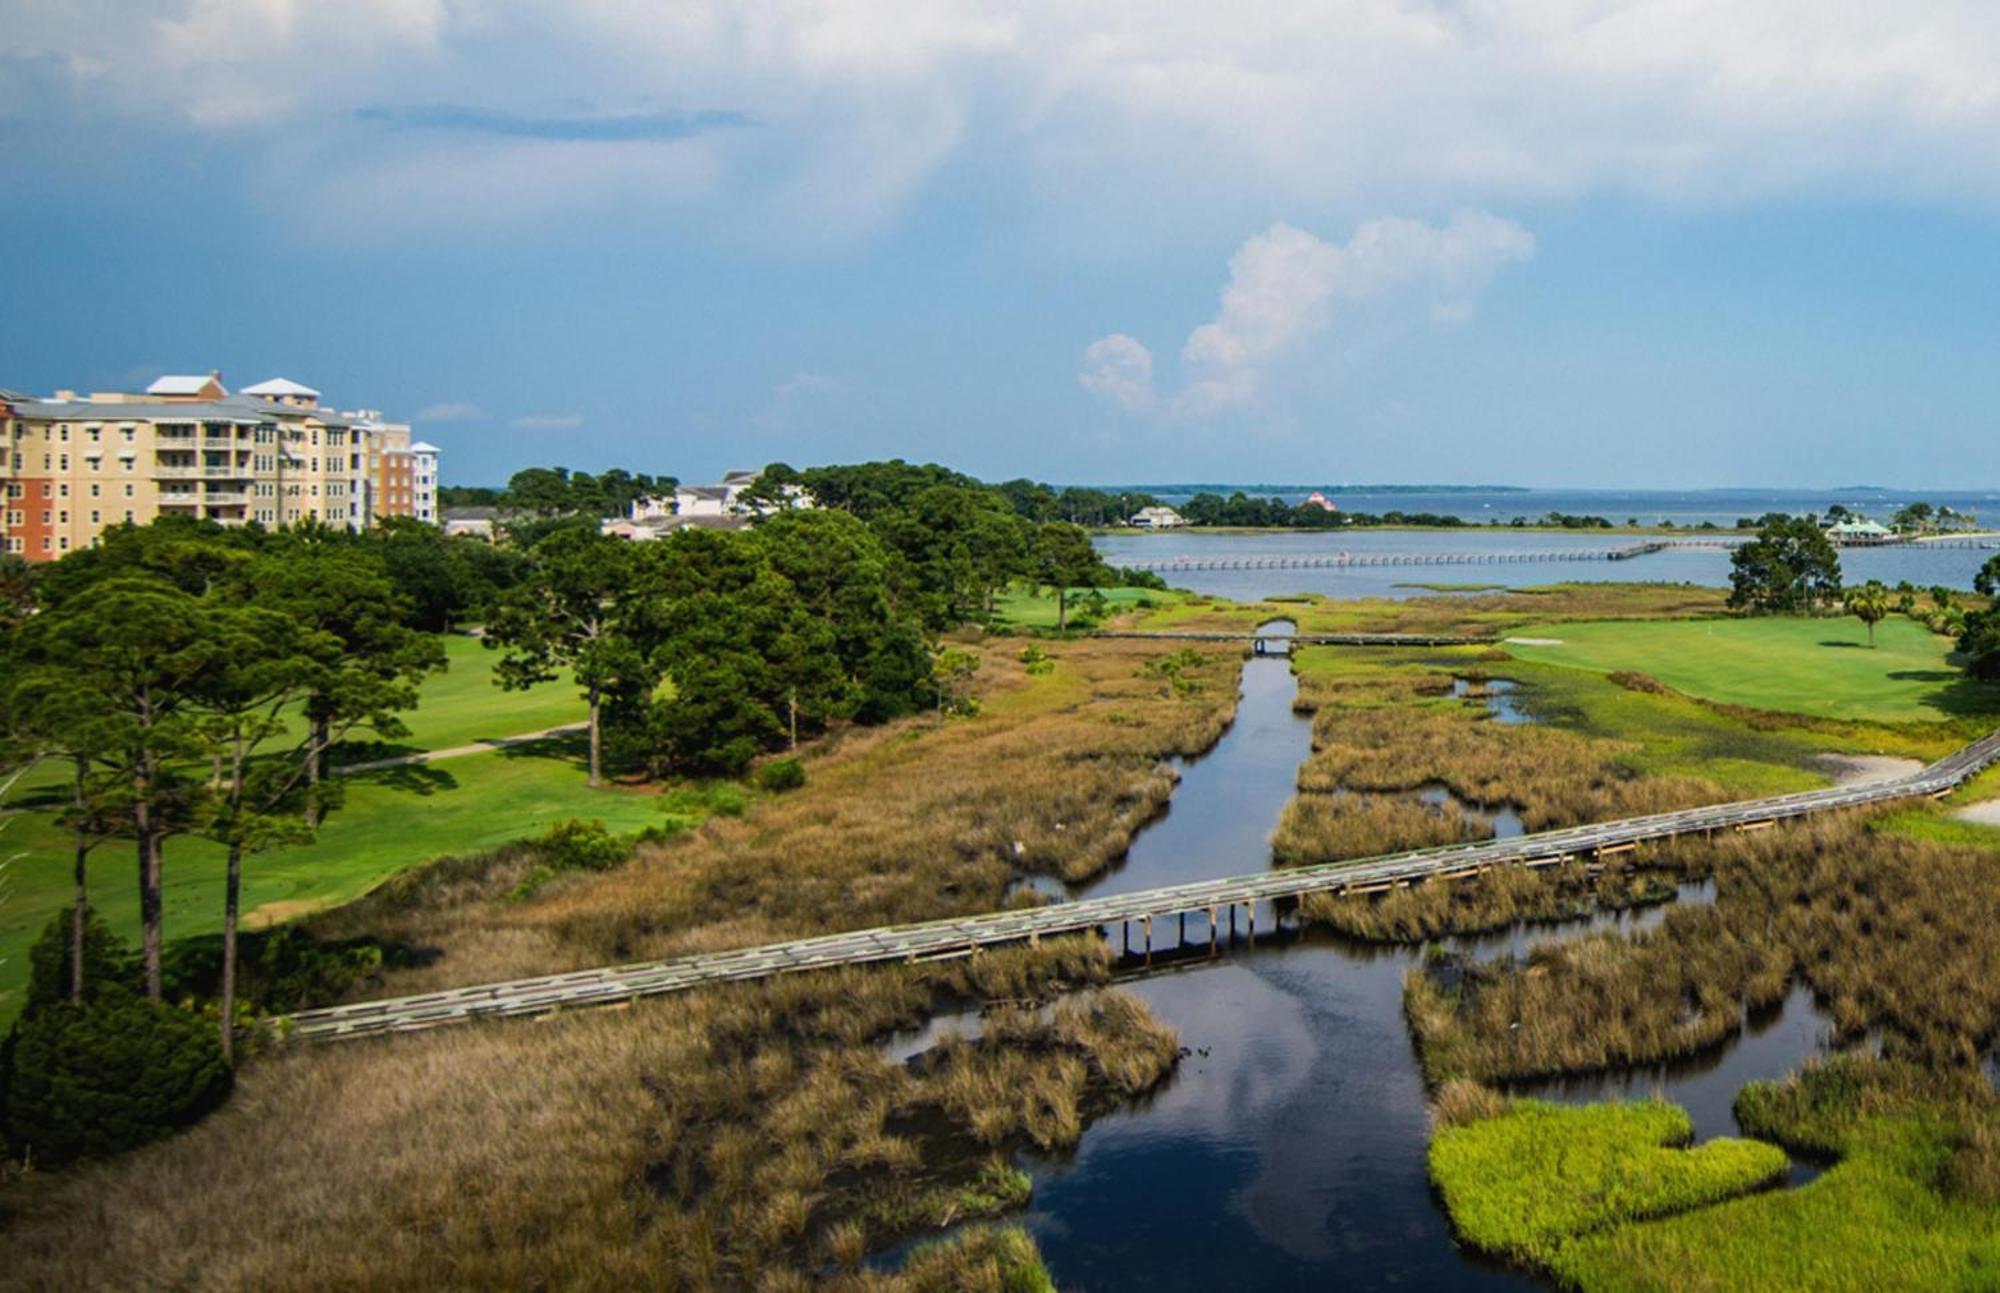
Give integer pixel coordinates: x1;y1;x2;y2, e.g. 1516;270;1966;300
333;724;587;775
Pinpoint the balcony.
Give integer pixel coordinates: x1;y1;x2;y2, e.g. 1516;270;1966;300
202;490;249;506
154;464;200;479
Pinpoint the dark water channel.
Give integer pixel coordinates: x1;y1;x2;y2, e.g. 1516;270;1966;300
893;641;1843;1289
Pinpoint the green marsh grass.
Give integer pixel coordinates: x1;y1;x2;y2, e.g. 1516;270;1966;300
1428;1098;1787;1268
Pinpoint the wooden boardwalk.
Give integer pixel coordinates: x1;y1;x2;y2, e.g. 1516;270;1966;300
1090;630;1496;647
281;727;2000;1042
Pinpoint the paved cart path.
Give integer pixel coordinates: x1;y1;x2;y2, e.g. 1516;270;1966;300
333;724;588;775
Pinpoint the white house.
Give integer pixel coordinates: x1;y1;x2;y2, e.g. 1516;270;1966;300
1130;505;1187;529
631;468;813;521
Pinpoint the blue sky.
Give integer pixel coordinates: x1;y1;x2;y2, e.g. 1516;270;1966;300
4;3;1999;489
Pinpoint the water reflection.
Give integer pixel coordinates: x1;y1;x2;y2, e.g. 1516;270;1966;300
905;627;1843;1288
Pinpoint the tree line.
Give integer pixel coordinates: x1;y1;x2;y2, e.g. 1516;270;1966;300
0;460;1150;1163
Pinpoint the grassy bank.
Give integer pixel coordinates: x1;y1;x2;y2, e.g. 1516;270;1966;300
0;635;1241;1286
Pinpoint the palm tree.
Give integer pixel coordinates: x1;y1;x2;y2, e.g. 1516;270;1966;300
1845;580;1892;647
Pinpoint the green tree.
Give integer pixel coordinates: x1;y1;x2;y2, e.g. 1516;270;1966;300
1726;516;1842;615
190;602;321;1059
1959;611;2000;681
1975;555;2000;600
1033;523;1103;632
506;466;576;516
1890;501;1936;534
248;528;444;825
9;575;227;998
1843;580;1892;647
487;528;649;787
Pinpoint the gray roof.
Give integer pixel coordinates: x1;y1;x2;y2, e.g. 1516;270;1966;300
679;484;733;500
8;393;365;428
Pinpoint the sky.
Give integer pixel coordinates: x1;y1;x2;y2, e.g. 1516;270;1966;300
3;2;2000;490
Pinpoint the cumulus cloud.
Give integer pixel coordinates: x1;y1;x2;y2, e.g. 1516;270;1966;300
511;413;584;430
9;2;2000;239
1085;211;1534;416
1078;335;1156;412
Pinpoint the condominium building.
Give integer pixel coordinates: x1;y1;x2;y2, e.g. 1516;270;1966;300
0;371;442;560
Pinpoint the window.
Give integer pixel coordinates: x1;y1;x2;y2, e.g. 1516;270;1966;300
58;484;68;498
88;427;100;443
58;454;68;470
90;509;100;524
123;483;133;497
58;536;69;551
122;427;134;443
58;425;69;442
59;510;69;524
124;510;134;523
90;483;99;497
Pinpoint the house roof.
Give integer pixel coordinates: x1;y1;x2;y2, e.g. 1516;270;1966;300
146;374;224;396
240;377;320;398
678;484;733;500
408;441;441;454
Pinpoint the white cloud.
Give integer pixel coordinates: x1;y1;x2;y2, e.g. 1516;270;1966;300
511;413;584;430
10;2;2000;239
1078;334;1156;411
415;401;483;423
1085;211;1534;416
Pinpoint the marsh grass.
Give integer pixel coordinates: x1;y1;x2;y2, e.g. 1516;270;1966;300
1405;815;2000;1086
0;637;1229;1288
1303;851;1694;942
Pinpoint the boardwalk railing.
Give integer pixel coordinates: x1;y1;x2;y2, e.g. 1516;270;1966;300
280;726;2000;1042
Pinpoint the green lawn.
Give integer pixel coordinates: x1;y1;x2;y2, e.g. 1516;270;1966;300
333;633;585;761
988;585;1195;631
1504;616;1999;724
0;635;628;1023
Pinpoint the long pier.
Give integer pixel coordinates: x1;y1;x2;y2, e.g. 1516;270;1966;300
1124;543;1673;573
281;727;2000;1042
1121;534;1999;574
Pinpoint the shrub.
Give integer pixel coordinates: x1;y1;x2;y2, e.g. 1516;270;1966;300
1017;644;1054;676
25;906;137;1012
756;757;807;793
531;818;629;872
4;988;232;1166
